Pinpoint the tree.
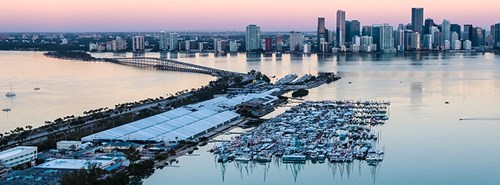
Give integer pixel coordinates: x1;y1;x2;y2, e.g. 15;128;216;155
124;147;141;163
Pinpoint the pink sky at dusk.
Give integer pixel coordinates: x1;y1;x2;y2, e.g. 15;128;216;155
1;0;499;32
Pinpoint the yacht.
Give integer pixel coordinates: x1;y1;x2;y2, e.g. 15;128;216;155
5;82;16;97
2;108;11;112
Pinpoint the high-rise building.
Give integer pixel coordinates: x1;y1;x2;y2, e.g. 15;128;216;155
380;24;395;53
463;40;472;50
168;33;178;51
411;8;424;33
471;27;485;47
229;41;238;53
348;20;361;42
450;24;461;41
317;17;327;47
319;42;330;53
159;31;168;51
371;25;381;51
423;34;433;49
410;32;421;50
336;10;346;47
424;18;435;35
404;29;414;50
276;35;283;51
360;36;374;52
132;36;145;51
394;29;405;52
463;24;473;41
264;38;273;52
362;26;372;36
495;23;500;48
246;24;262;51
441;20;451;46
289;31;305;52
451;32;459;49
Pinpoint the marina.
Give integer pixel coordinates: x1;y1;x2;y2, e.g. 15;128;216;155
211;100;390;165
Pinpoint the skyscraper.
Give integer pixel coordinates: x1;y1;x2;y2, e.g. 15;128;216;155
159;31;168;51
495;23;500;48
411;8;424;33
463;24;474;41
350;20;361;38
380;24;395;53
441;20;451;46
264;38;273;52
371;25;381;51
275;35;283;51
450;24;461;41
394;29;405;52
317;17;327;47
246;24;261;51
289;31;305;52
168;33;178;51
336;10;346;47
472;27;485;47
132;36;145;51
424;18;435;35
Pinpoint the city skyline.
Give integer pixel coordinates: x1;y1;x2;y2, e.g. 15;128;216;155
1;0;499;32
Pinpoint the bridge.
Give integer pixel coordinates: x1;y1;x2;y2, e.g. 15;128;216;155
107;57;243;77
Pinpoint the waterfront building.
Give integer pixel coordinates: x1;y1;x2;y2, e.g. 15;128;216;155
35;158;119;171
424;18;435;35
371;25;381;50
471;27;486;47
380;24;396;53
404;29;414;50
275;35;283;51
453;40;462;50
289;31;305;52
264;38;273;52
495;23;500;48
319;42;330;53
229;41;238;53
451;32;459;49
215;40;227;53
360;36;374;52
317;17;327;47
463;24;473;41
451;24;461;41
423;34;433;49
246;24;261;51
132;36;145;51
411;8;424;33
327;30;335;45
115;36;127;51
159;31;168;51
441;19;451;46
198;42;204;52
394;29;405;52
444;40;451;50
336;10;346;47
463;40;472;50
303;43;312;54
81;90;278;143
351;36;361;52
0;146;37;168
169;33;178;51
410;32;421;50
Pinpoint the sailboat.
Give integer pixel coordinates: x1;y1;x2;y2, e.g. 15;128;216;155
34;81;40;91
5;82;16;97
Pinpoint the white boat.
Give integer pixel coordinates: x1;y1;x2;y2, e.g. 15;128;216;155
2;108;11;112
34;81;41;91
5;82;16;97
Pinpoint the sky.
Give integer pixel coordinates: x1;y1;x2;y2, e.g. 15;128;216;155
0;0;499;32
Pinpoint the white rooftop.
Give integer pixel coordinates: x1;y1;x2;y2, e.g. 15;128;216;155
0;146;37;159
35;158;115;170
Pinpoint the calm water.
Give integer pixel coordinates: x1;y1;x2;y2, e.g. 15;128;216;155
2;51;500;184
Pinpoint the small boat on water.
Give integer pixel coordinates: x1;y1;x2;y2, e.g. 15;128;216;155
283;154;306;163
5;82;16;97
34;81;41;91
2;108;11;112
